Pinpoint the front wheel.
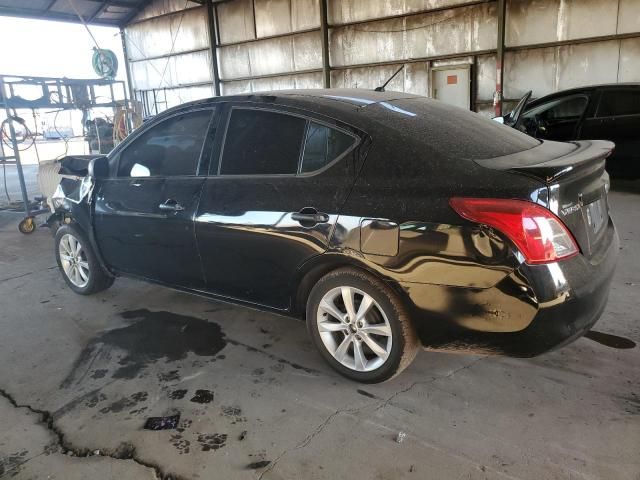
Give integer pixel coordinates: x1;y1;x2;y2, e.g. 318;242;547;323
306;267;419;383
55;224;114;295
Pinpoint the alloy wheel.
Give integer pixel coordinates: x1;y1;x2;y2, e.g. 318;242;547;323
59;233;90;288
316;286;393;372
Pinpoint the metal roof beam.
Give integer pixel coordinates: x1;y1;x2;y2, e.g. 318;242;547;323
0;1;152;27
0;5;118;26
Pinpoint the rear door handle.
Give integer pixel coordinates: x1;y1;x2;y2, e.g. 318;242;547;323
159;199;184;212
292;208;329;224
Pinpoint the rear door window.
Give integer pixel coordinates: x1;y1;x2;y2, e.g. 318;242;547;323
300;122;356;173
117;109;213;177
220;109;306;175
597;90;640;117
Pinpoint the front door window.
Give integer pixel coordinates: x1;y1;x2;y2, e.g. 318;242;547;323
117;110;213;178
518;95;588;140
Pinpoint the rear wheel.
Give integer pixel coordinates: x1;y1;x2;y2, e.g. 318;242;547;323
306;267;419;383
55;224;114;295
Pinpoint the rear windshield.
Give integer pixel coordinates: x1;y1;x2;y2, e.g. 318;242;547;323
369;98;540;160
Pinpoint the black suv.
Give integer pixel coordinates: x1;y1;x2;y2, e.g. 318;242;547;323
50;89;618;383
499;84;640;179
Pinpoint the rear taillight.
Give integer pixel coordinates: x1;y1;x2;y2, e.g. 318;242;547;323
449;198;579;264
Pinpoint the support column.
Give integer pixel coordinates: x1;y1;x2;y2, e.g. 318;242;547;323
494;0;506;117
206;0;222;96
320;0;331;88
119;28;135;103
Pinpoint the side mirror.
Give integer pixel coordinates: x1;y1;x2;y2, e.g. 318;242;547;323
493;116;505;124
87;156;109;179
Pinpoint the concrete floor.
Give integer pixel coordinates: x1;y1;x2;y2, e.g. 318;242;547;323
0;191;638;480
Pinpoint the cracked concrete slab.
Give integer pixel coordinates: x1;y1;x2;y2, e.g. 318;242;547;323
0;393;155;480
0;190;639;480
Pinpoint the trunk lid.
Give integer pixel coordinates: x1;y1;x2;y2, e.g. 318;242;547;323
475;140;614;258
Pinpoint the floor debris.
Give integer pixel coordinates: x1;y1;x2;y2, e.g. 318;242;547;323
144;414;181;431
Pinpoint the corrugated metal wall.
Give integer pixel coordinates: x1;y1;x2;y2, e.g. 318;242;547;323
124;0;640;116
124;0;215;116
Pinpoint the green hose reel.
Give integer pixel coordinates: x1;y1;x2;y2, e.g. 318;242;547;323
92;48;119;79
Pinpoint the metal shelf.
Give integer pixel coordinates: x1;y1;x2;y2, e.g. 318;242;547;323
0;74;129;233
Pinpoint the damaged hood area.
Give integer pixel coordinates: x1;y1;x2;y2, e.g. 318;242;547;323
51;176;95;209
50;154;106;210
58;154;106;177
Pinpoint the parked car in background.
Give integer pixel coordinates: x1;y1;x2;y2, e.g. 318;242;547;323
497;84;640;179
49;89;618;383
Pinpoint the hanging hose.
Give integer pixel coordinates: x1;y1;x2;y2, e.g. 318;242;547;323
92;48;119;79
1;116;35;151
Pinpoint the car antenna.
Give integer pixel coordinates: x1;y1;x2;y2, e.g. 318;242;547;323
374;65;404;92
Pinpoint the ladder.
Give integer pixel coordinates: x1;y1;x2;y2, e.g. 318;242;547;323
0;75;35;233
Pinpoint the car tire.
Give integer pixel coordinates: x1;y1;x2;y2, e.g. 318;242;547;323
306;267;419;383
55;224;114;295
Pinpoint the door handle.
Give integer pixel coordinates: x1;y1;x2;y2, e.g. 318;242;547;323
159;199;184;212
292;208;329;224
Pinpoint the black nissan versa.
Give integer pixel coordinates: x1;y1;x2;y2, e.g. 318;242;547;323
49;89;619;383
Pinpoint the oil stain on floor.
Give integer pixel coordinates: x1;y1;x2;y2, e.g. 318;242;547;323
61;309;227;387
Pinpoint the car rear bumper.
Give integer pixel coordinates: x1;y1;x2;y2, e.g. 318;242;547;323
399;218;619;357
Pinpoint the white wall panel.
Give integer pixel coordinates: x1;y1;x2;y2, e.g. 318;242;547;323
506;0;620;47
163;85;216;109
127;0;640;116
404;62;430;96
221;72;322;95
132;0;201;22
619;37;640;82
504;38;639;100
405;3;496;58
255;0;293;37
292;0;320;30
328;0;480;25
475;54;496;101
222;80;253;95
253;73;299;91
218;43;252;79
293;31;323;70
504;47;556;99
219;31;321;79
330;62;429;96
330;17;405;67
618;0;640;35
217;0;256;44
331;3;495;68
248;36;296;75
126;8;208;61
131;50;213;91
556;40;619;90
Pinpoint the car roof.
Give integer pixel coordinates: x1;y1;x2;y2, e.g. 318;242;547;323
251;88;420;105
162;88;420;115
122;88;542;165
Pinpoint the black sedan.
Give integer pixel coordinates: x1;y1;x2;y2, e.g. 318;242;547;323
498;83;640;179
49;89;618;383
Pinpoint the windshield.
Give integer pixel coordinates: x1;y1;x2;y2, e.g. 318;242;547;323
368;97;540;160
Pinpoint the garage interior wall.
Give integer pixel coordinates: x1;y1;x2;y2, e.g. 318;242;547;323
124;0;640;117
